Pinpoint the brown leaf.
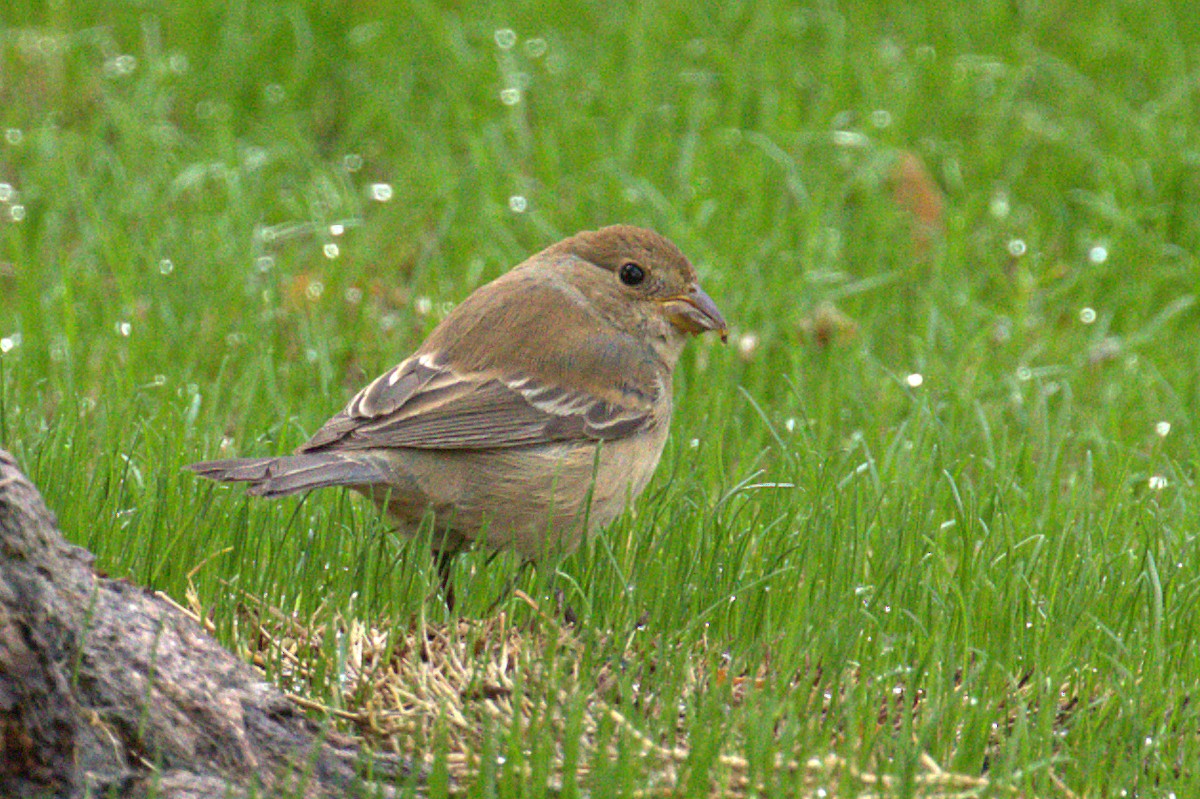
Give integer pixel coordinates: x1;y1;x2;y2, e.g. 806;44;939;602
890;150;945;258
799;302;859;347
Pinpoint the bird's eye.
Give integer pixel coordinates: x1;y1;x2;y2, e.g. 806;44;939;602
619;262;646;286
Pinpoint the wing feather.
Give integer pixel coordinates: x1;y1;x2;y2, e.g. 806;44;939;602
299;266;668;454
299;353;658;453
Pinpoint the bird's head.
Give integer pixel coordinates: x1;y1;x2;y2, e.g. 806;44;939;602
553;225;728;346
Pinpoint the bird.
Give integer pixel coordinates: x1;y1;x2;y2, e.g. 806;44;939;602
187;225;727;608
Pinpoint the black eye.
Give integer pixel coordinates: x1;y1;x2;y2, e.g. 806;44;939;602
619;262;645;286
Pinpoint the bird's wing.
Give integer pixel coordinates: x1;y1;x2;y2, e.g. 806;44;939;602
299;352;661;453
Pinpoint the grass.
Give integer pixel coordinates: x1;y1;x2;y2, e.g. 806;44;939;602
3;0;1200;795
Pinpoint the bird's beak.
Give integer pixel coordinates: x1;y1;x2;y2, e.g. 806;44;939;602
661;285;729;342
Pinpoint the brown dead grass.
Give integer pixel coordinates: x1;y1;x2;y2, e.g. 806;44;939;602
163;585;1064;797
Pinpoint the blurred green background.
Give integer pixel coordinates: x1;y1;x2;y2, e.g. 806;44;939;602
2;1;1200;796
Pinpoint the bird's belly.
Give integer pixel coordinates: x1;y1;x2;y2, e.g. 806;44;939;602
368;428;668;561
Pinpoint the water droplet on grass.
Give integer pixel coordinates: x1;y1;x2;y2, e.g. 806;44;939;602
989;192;1009;218
508;195;527;212
369;183;393;202
9;205;24;222
242;147;267;170
1088;245;1108;264
158;258;175;275
494;29;517;49
323;243;339;259
905;372;923;387
306;280;325;299
4;129;22;145
342;154;363;172
1007;238;1026;257
116;321;132;337
1148;475;1168;490
105;54;137;77
1079;307;1096;324
499;87;521;105
1155;421;1171;437
524;38;547;57
737;332;759;359
0;183;14;202
832;130;868;148
255;255;275;273
0;336;16;353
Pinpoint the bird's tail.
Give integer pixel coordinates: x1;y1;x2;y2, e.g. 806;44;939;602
186;452;390;497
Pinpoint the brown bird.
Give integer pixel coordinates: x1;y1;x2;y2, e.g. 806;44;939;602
188;225;727;606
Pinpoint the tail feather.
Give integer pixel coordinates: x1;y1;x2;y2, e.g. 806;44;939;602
187;453;389;497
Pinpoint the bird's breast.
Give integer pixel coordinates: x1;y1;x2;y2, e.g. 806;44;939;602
372;421;672;561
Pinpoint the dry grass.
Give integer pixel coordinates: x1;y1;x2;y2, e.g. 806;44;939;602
161;585;1041;797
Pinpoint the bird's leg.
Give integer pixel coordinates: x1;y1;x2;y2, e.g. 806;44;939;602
437;547;506;614
436;548;457;612
553;586;578;627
